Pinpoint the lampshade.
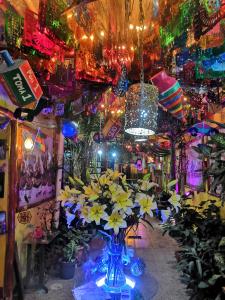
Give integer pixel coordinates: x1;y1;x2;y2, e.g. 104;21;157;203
125;83;159;136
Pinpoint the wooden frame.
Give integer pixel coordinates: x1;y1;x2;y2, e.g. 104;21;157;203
17;124;56;210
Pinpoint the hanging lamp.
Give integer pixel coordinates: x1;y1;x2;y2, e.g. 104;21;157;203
124;0;159;136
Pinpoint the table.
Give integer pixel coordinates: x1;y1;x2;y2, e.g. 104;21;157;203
23;232;59;293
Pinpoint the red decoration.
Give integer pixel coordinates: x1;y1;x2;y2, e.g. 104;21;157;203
33;226;44;239
23;9;64;59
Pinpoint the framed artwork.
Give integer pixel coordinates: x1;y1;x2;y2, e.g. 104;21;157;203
18;125;56;209
0;211;6;234
186;139;204;191
0;140;7;160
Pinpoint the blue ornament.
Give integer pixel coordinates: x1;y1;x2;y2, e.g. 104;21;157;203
113;65;129;97
62;120;78;138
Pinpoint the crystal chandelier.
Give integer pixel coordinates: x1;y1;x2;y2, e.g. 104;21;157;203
124;0;159;136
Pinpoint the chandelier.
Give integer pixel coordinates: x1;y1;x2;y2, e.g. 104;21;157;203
125;83;159;136
124;0;159;136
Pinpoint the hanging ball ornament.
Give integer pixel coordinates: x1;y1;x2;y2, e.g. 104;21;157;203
62;120;78;138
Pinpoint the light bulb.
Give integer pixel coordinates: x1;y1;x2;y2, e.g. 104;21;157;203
112;152;117;158
98;149;103;155
24;137;34;150
129;24;134;30
82;35;88;40
90;34;94;41
100;31;104;37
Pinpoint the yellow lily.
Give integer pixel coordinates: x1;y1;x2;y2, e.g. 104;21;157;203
83;182;101;200
89;204;108;225
140;180;158;191
80;206;91;223
109;183;123;195
168;191;181;212
111;191;133;214
57;185;79;203
135;193;157;216
99;174;112;186
104;211;127;234
106;169;122;180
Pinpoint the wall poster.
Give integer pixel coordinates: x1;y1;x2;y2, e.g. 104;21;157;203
18;125;56;209
186;138;204;191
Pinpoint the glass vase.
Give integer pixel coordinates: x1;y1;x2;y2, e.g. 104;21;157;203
105;230;126;294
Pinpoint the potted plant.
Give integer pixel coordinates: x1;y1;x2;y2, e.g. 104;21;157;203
60;239;82;279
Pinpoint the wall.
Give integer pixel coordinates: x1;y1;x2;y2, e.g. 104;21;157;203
0;125;10;289
14;122;61;277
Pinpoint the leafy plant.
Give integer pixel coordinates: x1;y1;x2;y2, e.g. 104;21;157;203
63;240;82;263
163;200;225;300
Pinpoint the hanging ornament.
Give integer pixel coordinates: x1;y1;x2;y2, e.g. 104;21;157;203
0;50;43;108
62;120;78;138
112;65;129;97
125;83;159;136
151;70;184;120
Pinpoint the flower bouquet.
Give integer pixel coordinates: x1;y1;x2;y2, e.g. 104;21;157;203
58;169;160;293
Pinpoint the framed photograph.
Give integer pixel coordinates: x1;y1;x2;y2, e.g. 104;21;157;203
0;211;6;234
0;140;7;160
18;125;56;209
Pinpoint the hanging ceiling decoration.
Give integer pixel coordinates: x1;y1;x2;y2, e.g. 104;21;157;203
125;83;159;136
125;0;159;137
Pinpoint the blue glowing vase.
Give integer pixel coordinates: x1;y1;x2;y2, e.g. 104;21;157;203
105;231;126;293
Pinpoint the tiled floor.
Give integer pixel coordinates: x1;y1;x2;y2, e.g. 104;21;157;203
24;220;188;300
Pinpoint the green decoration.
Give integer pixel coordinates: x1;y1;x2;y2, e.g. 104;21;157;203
46;0;74;46
159;0;196;48
195;63;225;79
5;9;24;48
211;134;225;148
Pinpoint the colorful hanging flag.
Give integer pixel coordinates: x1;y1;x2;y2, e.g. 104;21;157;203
35;130;46;152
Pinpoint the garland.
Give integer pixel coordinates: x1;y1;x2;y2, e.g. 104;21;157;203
159;0;196;48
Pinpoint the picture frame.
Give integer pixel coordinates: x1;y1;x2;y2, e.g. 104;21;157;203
0;211;6;234
17;125;56;210
0;139;7;160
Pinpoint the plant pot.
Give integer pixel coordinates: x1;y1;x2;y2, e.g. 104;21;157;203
60;261;75;280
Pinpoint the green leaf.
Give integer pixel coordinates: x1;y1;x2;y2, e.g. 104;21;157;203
143;173;151;180
196;259;202;279
218;237;225;248
198;281;209;289
208;274;222;286
167;179;177;189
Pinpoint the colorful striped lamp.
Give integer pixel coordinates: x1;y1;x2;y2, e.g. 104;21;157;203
151;71;184;120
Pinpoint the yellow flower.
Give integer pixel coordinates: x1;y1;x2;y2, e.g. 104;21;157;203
89;204;108;225
140;180;158;191
57;186;80;203
135;193;157;216
168;191;181;212
80;206;91;223
99;174;112;186
109;183;123;195
111;191;133;214
104;211;127;234
106;169;122;180
83;182;101;200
